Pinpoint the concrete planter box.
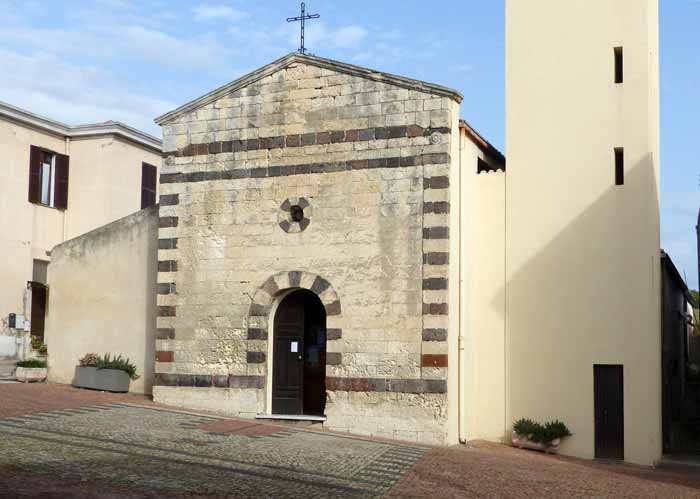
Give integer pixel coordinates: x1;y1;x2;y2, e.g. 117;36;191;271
73;366;131;393
15;367;47;383
512;431;561;454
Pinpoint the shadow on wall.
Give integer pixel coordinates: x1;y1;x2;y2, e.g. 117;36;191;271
490;156;660;458
46;206;159;394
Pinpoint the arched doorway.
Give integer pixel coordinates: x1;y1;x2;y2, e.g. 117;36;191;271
272;289;327;416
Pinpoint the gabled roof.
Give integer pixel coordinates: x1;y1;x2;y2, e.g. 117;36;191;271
155;53;464;126
0;100;162;152
459;119;506;167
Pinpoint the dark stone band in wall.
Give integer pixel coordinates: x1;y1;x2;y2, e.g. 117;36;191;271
163;126;451;159
424;176;450;190
156;283;176;295
246;352;266;364
159;194;179;206
326;377;447;394
423;201;450;214
422;328;448;342
160;153;450;185
326;328;342;340
421;354;448;368
158;238;178;250
311;276;331;295
423;278;448;290
423;252;449;265
157;306;176;317
423;303;448;315
154;374;265;389
324;301;342;316
155;351;174;362
247;328;268;340
158;260;178;272
156;328;175;340
326;353;342;366
423;227;449;240
249;304;269;317
159;216;178;228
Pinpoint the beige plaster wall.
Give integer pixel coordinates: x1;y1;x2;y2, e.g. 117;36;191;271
460;132;506;443
66;137;161;238
505;0;661;465
0;117;160;355
45;206;159;394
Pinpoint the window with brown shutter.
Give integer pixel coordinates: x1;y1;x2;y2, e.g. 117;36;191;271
28;146;42;204
28;145;69;210
54;153;69;210
141;162;157;209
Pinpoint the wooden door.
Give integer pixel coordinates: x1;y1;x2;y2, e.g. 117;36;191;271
594;365;624;460
272;293;305;414
30;285;47;342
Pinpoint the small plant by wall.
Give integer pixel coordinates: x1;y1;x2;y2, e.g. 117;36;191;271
16;359;47;368
512;418;572;452
77;353;139;380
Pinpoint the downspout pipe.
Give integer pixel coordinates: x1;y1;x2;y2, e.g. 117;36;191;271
457;131;467;445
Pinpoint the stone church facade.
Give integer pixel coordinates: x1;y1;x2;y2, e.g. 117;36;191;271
40;1;665;466
152;53;500;444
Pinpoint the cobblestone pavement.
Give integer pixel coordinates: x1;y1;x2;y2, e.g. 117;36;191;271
2;384;700;498
0;386;425;498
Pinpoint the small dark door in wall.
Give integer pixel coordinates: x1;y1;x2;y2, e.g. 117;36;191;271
272;290;327;415
30;284;47;342
594;365;625;460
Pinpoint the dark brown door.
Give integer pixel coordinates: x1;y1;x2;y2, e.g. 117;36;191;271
594;365;624;460
272;290;327;415
30;285;47;342
272;293;305;414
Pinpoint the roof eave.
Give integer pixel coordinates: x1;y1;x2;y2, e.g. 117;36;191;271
0;101;162;152
155;52;464;126
459;119;506;165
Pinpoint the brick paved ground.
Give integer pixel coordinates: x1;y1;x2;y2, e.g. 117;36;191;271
1;383;700;498
387;442;700;499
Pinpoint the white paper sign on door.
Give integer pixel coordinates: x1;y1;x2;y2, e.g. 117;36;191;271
291;341;298;353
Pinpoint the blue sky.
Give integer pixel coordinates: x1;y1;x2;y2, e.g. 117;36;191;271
1;1;698;287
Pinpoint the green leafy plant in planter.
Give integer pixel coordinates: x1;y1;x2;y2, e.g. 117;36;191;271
513;418;572;445
30;336;43;350
16;359;47;368
96;354;140;380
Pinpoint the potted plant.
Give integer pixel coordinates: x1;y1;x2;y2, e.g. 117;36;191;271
15;359;47;383
73;353;139;393
512;418;572;454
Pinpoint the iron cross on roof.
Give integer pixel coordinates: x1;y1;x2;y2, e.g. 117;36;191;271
286;2;320;55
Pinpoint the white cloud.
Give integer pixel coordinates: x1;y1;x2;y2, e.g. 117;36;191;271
0;22;236;71
192;4;249;22
0;49;174;136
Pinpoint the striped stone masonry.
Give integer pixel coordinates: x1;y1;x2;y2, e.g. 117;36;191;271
246;271;342;371
152;59;461;443
159;153;450;184
326;377;447;394
154;374;265;389
421;163;450;382
163;125;450;159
